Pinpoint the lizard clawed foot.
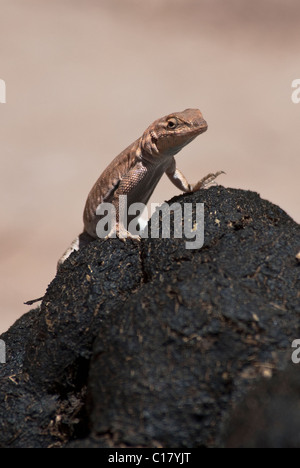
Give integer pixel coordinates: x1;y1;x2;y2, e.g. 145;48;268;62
191;171;225;192
122;232;141;242
104;225;141;242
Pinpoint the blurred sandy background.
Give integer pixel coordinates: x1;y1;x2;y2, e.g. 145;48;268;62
0;0;299;333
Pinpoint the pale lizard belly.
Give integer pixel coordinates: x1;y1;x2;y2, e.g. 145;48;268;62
85;160;170;237
126;163;168;207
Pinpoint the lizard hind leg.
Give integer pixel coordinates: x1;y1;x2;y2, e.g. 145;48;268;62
24;232;95;305
57;231;95;269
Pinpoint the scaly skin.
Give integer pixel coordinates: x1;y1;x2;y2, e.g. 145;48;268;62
58;109;223;267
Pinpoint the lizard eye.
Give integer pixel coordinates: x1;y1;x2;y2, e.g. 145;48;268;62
167;118;177;129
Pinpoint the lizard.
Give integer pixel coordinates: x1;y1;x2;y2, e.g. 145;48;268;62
57;108;224;268
24;109;223;305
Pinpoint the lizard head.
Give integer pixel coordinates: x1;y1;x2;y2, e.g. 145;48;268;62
141;108;207;157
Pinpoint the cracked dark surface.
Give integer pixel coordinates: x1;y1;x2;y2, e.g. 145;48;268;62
0;186;300;448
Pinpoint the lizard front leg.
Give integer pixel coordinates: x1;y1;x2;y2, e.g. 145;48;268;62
189;171;225;191
166;158;224;193
105;162;148;241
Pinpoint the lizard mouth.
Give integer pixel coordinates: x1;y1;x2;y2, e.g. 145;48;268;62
196;119;208;134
